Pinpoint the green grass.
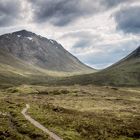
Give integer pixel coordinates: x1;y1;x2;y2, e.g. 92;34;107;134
0;85;140;140
0;54;139;87
0;91;50;140
18;85;140;140
53;57;140;87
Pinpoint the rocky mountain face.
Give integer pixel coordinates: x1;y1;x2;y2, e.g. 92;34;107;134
0;30;93;72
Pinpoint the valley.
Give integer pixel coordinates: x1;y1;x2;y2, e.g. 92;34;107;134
0;30;139;140
0;0;140;139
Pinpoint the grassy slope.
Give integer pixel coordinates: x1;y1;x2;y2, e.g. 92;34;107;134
56;53;140;87
0;49;95;87
0;45;139;87
1;56;139;87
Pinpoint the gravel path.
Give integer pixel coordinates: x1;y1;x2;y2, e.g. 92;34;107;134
22;104;63;140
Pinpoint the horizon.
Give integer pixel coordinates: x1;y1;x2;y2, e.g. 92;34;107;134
0;0;140;69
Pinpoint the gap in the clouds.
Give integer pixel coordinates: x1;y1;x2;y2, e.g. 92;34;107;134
86;63;114;70
73;41;140;70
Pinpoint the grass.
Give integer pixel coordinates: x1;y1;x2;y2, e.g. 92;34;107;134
0;56;139;88
53;57;140;87
0;91;52;140
0;45;139;89
0;85;140;140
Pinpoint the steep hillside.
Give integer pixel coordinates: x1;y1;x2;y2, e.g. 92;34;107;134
0;30;93;72
0;30;95;87
58;46;140;86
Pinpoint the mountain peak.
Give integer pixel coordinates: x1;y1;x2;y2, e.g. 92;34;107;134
0;30;93;72
12;30;36;37
135;46;140;56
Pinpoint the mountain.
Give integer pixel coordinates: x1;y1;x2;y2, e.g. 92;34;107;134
0;30;93;73
58;46;140;86
98;46;140;86
0;30;95;87
1;29;139;87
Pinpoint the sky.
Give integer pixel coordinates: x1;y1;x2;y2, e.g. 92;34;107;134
0;0;140;69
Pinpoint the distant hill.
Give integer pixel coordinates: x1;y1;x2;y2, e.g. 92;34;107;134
58;46;140;86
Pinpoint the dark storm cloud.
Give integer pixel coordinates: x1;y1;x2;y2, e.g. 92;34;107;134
0;0;135;28
30;0;100;26
30;0;132;27
0;0;22;26
114;6;140;34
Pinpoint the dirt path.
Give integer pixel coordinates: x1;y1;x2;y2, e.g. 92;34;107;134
21;104;63;140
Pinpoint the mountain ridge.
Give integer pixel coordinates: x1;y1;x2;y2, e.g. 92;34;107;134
0;30;94;72
0;30;139;87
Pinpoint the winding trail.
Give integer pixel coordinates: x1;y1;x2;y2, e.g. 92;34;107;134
21;104;63;140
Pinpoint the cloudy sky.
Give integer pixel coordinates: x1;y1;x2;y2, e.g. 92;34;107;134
0;0;140;69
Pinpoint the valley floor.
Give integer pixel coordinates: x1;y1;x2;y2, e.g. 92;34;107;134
0;85;140;140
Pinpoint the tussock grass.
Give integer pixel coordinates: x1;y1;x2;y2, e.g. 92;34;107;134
0;85;140;140
27;85;140;140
